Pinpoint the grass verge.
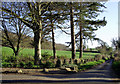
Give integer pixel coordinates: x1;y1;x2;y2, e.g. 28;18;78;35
112;60;120;76
78;59;105;71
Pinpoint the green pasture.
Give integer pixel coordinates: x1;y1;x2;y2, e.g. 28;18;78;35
2;47;99;59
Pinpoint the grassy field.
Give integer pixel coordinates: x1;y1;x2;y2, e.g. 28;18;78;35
2;47;99;59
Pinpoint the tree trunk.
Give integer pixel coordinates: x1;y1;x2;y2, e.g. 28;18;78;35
79;24;83;58
52;27;56;59
14;51;19;56
33;4;42;65
50;11;56;59
34;28;42;65
79;2;83;59
70;2;76;60
15;35;21;57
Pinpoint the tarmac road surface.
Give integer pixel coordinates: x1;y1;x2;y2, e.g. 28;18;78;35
1;59;120;84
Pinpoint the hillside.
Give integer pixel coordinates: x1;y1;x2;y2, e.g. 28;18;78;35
2;30;69;50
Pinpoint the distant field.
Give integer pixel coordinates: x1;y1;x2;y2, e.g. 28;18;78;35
2;47;99;59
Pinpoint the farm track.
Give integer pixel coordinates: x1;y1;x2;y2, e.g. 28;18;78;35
1;59;120;84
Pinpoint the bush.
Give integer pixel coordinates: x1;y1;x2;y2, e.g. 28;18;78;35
18;61;26;68
2;62;12;68
18;55;34;63
12;63;18;68
3;56;17;63
95;54;102;60
114;56;120;61
63;59;67;65
80;59;84;64
42;52;51;60
102;56;108;61
32;65;40;69
62;64;78;69
9;56;17;62
74;59;79;65
25;61;34;68
55;59;62;68
45;61;55;68
57;56;67;60
112;61;120;70
97;60;105;64
112;60;120;76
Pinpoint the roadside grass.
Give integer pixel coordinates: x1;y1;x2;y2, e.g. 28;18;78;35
78;59;105;71
2;47;108;70
2;47;99;59
112;60;120;76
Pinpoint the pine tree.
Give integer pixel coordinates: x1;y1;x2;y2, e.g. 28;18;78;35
70;2;76;59
42;2;68;59
74;2;107;58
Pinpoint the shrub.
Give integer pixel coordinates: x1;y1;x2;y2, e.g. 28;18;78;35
114;56;120;61
63;59;67;65
3;56;17;63
103;57;108;61
33;65;41;69
62;64;78;69
12;63;18;68
74;59;79;65
110;55;114;59
97;60;105;64
45;61;55;68
57;56;67;60
18;61;26;68
2;62;12;68
95;54;102;60
9;56;16;62
112;60;120;76
102;56;106;60
18;55;34;63
55;59;62;68
25;61;34;68
112;61;120;70
79;59;84;64
42;52;51;61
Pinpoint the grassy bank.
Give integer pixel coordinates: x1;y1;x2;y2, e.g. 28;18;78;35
2;47;102;68
112;60;120;76
78;59;105;71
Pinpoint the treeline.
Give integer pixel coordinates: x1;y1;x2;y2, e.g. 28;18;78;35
1;2;107;65
42;42;70;50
